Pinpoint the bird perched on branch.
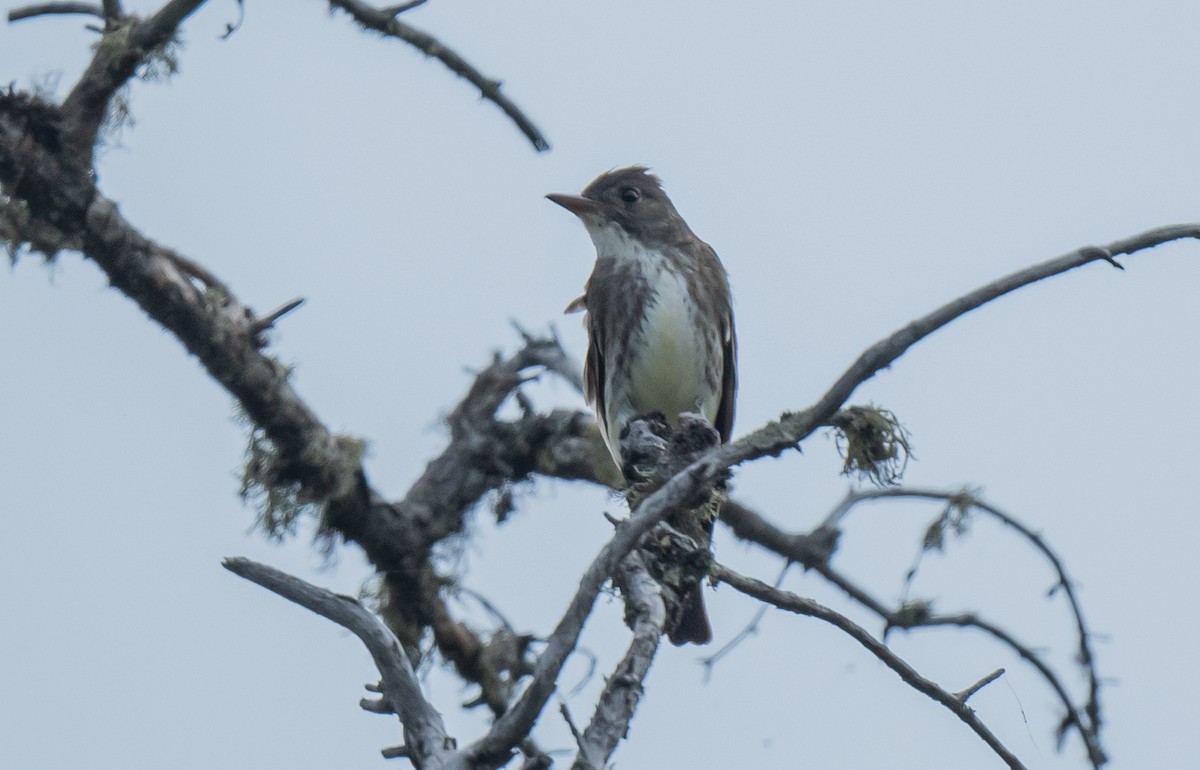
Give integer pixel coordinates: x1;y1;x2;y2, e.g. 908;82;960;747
548;166;737;645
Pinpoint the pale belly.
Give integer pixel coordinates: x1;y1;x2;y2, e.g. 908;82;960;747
611;268;719;436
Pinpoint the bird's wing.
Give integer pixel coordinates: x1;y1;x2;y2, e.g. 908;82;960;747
583;305;608;448
714;311;737;444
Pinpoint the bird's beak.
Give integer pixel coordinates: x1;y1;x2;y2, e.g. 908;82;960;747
546;193;603;217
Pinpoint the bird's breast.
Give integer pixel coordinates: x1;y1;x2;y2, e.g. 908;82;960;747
624;261;720;428
628;265;700;395
584;222;723;438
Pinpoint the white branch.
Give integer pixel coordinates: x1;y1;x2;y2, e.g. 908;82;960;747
222;557;458;769
570;553;665;770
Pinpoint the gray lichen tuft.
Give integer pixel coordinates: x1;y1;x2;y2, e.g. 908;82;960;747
95;24;183;143
922;490;977;552
240;427;307;539
829;405;913;486
239;426;368;541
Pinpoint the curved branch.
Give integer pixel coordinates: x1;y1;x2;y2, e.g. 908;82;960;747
712;564;1028;770
590;224;1200;640
722;491;1107;768
915;611;1097;759
826;487;1103;755
7;2;103;21
7;51;1195;759
465;223;1196;766
327;0;550;152
222;557;457;769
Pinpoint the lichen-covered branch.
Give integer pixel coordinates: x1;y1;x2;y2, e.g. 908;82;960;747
7;5;1199;765
2;0;567;720
57;0;204;160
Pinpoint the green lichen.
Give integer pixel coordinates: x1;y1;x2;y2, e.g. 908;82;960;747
238;424;368;541
922;490;977;552
830;404;913;486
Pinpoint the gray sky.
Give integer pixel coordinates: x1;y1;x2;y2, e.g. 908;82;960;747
3;2;1199;768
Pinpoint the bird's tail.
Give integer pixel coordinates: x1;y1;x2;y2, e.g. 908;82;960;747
668;585;712;645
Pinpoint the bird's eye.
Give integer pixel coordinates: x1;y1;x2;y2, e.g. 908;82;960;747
620;187;641;203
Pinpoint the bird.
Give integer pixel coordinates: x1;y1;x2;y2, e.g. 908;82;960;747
547;166;737;645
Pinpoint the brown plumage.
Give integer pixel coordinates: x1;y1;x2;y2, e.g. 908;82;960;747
548;167;737;645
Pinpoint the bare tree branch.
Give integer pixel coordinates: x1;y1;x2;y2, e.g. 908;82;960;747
957;668;1006;703
721;490;1107;768
327;0;550;152
751;227;1197;471
467;417;710;765
570;553;665;770
6;14;1196;755
383;0;427;14
459;222;1195;765
579;224;1200;668
698;561;791;676
8;2;104;22
823;485;1104;763
712;563;1029;770
101;0;121;22
222;557;457;769
720;489;1104;762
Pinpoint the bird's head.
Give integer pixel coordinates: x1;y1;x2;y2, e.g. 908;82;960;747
547;166;689;247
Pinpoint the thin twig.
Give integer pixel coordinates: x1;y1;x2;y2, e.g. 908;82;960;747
512;321;584;393
712;563;1028;770
249;297;305;336
327;0;550;152
722;492;1106;768
8;2;103;22
699;560;791;677
382;0;426;14
957;668;1005;703
815;486;1106;767
916;611;1102;766
559;702;585;749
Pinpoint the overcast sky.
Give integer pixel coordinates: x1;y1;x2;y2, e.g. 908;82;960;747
3;2;1199;768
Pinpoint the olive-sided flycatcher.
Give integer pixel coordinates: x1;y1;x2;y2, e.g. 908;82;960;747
547;166;737;645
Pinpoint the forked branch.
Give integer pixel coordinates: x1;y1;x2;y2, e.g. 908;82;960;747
473;225;1198;765
712;564;1028;770
722;490;1107;768
222;557;457;769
